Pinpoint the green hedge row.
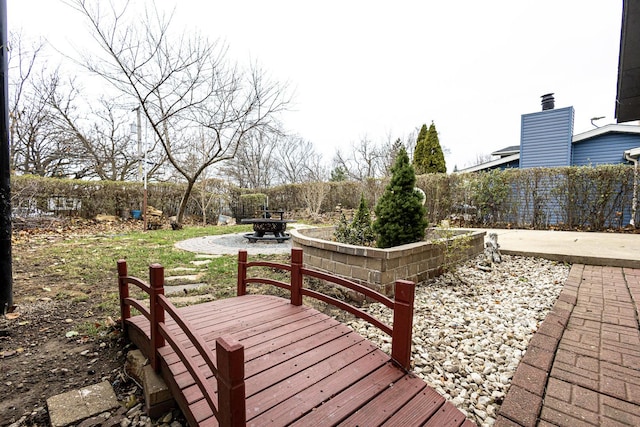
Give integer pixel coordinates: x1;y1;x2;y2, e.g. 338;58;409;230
10;164;638;230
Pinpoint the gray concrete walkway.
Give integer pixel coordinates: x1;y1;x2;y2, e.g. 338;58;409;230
471;229;640;269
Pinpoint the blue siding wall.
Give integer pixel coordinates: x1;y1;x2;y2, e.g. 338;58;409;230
520;107;574;168
571;133;640;166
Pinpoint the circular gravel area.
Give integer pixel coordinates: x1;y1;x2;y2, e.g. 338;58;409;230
175;232;293;255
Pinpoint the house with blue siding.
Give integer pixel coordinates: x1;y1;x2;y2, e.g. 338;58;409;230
572;125;640;166
458;95;640;172
458;94;640;227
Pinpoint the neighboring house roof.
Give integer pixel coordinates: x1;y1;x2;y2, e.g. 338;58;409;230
572;123;640;143
491;145;520;157
457;153;520;173
460;123;640;173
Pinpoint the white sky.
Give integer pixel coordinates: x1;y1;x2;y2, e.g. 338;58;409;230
8;0;627;172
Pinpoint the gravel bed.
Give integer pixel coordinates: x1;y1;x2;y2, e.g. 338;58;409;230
346;254;569;427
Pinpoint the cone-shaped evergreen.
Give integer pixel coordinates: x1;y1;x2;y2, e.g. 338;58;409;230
412;124;429;174
373;147;428;248
413;122;446;174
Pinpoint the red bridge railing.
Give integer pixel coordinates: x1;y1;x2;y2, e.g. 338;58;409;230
237;247;416;369
117;261;246;426
117;247;416;426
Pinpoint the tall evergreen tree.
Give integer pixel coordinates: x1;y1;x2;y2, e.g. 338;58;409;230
373;147;428;248
412;124;429;174
413;122;446;174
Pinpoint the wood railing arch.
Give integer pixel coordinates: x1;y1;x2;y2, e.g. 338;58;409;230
237;247;415;369
118;247;416;426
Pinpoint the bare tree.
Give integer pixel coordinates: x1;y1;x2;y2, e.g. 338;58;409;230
66;0;290;226
9;35;71;177
222;130;280;189
47;79;153;181
275;134;326;184
9;32;155;181
192;178;231;225
332;136;384;181
300;181;330;221
379;129;420;176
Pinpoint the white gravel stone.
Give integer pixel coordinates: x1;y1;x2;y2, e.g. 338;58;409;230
347;254;568;427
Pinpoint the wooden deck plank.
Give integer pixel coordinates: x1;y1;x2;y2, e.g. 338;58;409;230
158;305;321;366
188;397;215;424
288;362;407;426
245;322;352;374
245;332;369;398
175;322;356;405
423;401;469;427
176;298;294;335
174;304;313;341
380;385;446;426
243;316;340;361
126;294;475;426
246;337;380;421
224;308;322;342
164;311;345;389
128;295;290;339
249;349;391;426
338;374;427;426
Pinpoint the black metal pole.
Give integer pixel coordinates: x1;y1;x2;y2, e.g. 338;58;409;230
0;0;13;314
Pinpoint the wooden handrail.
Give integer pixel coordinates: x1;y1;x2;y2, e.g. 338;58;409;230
149;263;165;371
391;279;415;369
118;260;247;426
300;267;395;309
300;288;392;335
238;248;416;370
244;277;291;291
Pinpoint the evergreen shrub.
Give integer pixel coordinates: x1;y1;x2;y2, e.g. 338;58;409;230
334;194;375;246
373;148;428;248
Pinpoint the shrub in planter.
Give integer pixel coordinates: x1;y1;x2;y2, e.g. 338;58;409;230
373;147;428;248
334;194;375;246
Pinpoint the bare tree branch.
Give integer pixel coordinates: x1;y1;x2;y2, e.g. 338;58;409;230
66;0;291;225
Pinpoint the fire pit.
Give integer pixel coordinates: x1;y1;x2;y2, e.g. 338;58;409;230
241;210;295;243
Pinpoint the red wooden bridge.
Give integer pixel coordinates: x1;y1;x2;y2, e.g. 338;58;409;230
117;248;474;426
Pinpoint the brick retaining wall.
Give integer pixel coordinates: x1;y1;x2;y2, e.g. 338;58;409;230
290;227;485;296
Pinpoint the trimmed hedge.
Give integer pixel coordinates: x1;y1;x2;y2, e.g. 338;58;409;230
10;164;638;231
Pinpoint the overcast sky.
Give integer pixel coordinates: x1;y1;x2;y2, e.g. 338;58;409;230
8;0;628;172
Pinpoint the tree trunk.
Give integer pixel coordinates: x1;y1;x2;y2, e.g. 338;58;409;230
175;179;196;228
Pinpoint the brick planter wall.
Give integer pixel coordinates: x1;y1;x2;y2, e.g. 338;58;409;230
290;227;485;296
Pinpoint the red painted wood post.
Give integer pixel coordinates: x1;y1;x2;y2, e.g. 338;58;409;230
290;248;303;306
216;336;246;427
117;260;130;336
391;279;415;370
149;263;165;372
237;250;247;296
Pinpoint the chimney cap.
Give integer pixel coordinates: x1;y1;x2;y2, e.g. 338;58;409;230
541;93;555;111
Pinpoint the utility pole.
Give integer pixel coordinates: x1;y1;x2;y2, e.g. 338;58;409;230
0;0;13;314
133;106;148;231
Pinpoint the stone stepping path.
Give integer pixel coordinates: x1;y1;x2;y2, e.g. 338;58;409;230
164;283;208;296
164;274;201;282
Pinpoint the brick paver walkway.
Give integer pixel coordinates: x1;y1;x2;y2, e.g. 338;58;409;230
496;265;640;426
